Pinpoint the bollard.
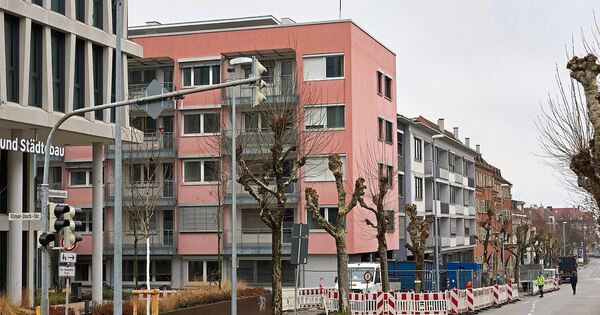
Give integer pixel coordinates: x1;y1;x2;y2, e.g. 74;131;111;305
132;289;161;315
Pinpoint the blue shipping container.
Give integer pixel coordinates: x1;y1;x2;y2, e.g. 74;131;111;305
388;261;435;292
444;262;483;289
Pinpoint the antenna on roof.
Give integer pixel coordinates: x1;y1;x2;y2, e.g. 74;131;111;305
339;0;342;19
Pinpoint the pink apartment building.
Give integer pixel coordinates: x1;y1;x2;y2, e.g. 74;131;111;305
62;15;400;289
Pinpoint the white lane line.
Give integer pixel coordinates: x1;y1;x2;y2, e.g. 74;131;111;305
528;299;538;315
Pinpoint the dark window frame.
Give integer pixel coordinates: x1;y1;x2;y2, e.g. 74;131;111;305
377;71;383;95
92;0;103;29
325;55;344;78
92;45;104;120
51;0;65;14
75;0;85;22
384;75;393;99
73;39;85;112
5;14;19;102
51;31;66;112
29;23;43;107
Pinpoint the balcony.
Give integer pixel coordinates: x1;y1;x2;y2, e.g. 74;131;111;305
104;229;176;255
225;180;298;205
221;75;298;106
128;82;175;100
106;132;176;159
105;180;176;206
223;227;292;255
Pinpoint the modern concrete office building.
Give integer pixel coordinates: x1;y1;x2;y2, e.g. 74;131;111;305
0;0;141;304
397;115;478;264
64;15;401;290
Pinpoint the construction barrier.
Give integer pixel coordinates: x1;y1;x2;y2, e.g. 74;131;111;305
473;286;493;310
529;278;559;296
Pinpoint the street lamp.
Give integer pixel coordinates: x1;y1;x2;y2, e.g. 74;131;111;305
500;183;509;276
431;133;444;291
563;221;567;256
227;57;266;315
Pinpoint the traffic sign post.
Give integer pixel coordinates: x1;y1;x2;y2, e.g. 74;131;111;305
364;271;373;292
291;224;309;315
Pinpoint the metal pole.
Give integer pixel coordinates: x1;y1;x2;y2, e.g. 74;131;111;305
563;222;566;256
231;92;237;315
114;0;123;313
65;277;70;315
37;73;257;315
432;139;440;292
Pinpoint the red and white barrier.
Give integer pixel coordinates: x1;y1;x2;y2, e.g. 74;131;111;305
466;288;474;313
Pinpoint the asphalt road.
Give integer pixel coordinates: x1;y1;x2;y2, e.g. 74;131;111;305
484;258;600;315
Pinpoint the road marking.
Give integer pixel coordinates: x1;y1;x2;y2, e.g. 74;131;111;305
528;299;538;315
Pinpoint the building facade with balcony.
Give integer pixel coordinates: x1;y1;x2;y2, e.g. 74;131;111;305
65;15;400;290
0;0;142;303
397;115;478;264
473;146;514;276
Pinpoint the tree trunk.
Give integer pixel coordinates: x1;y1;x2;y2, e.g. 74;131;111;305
415;255;424;293
217;206;222;290
335;235;350;313
271;223;283;315
377;229;390;292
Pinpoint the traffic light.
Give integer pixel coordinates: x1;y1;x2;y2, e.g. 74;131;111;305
61;205;83;249
38;202;60;247
251;57;267;106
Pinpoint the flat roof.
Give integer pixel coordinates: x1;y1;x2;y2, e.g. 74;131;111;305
128;15;395;56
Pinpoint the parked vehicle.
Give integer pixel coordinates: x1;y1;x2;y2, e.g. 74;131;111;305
339;262;383;293
558;256;577;283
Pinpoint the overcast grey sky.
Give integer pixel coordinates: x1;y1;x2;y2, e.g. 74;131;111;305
129;0;598;207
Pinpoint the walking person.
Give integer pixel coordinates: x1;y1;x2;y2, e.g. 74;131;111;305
537;272;545;298
571;271;578;295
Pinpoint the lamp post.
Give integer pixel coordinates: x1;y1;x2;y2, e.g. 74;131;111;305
431;134;444;291
563;221;567;256
500;183;509;277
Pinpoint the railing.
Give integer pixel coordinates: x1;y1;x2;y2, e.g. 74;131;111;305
223;227;293;247
221;75;298;105
129;82;175;100
141;131;176;151
225;180;297;203
105;180;176;200
104;229;175;247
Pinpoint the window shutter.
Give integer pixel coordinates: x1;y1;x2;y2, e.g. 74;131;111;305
179;207;218;232
303;57;325;81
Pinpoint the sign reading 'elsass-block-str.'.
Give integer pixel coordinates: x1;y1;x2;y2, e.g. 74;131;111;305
9;213;41;221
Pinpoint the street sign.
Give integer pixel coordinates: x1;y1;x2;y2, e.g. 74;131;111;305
9;212;41;221
137;79;175;119
363;271;373;283
48;189;68;199
291;223;309;265
59;265;75;277
60;252;77;263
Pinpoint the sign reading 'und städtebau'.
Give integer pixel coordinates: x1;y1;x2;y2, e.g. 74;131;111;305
0;138;65;157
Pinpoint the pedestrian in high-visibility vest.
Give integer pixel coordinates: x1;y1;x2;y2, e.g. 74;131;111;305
537;272;545;298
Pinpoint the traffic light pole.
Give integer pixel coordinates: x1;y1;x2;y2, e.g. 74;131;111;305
38;76;260;315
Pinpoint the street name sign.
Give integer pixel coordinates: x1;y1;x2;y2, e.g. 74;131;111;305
9;213;41;221
60;252;77;263
48;189;68;199
59;266;75;277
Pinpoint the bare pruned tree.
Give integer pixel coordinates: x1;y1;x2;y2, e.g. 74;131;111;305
404;204;433;293
225;64;332;314
305;154;366;313
355;143;396;291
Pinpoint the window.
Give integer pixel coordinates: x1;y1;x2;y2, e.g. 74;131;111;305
75;0;85;22
73;40;85;112
92;0;103;29
188;261;203;282
128;214;156;231
179;206;218;232
75;261;90;282
414;177;423;201
129;163;157;183
463;159;469;176
398;174;404;198
464;221;471;236
303;54;344;80
5;14;19;102
243;112;272;132
397;132;404;156
183;160;220;183
450;186;456;204
305;156;346;182
450;219;457;236
93;45;104;120
78;209;93;232
181;64;220;87
304;105;345;130
384;76;393;99
51;0;65;14
378;163;393;187
386;210;395;232
51;31;65;112
377;71;383;94
463;190;470;206
70;170;92;186
414;138;423;161
385;121;393;143
183;113;220;135
308;207;338;229
131;116;157;134
29;23;43;107
32;0;43;6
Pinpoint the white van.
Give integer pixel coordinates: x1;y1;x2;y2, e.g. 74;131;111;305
335;263;382;293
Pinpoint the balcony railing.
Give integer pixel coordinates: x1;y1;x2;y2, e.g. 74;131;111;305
104;229;176;255
222;75;298;106
225;180;298;204
107;132;176;158
105;180;176;206
223;227;293;255
129;82;175;100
